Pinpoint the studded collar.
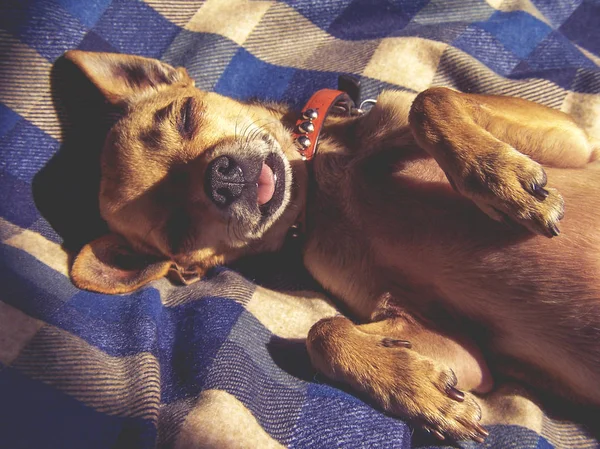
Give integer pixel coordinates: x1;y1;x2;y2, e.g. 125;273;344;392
286;89;360;241
291;89;356;161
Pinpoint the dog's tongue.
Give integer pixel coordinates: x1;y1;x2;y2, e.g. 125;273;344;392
257;163;275;206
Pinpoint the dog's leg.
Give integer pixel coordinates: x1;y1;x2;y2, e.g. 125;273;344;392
306;314;490;443
409;87;598;168
405;87;600;236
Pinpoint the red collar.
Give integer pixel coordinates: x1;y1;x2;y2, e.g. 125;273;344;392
291;89;356;161
287;89;358;241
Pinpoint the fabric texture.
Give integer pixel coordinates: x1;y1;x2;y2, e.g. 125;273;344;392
1;0;600;448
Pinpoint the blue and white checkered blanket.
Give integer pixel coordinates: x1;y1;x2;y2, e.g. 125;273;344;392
1;1;599;448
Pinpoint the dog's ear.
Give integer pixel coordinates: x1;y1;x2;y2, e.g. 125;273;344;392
63;50;193;105
70;234;172;294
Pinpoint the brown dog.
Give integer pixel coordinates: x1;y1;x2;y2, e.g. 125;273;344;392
64;50;600;443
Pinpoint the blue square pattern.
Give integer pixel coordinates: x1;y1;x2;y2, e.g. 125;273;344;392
281;0;353;30
478;10;552;59
0;117;60;184
560;0;600;56
54;0;112;28
466;424;545;449
215;48;296;102
92;0;182;58
393;0;433;18
289;383;411;449
158;296;246;404
76;29;120;53
453;26;521;76
0;103;21;139
0;171;41;229
510;60;579;89
525;30;596;72
531;0;583;27
327;0;417;40
0;367;155;449
281;69;342;109
393;21;468;43
204;341;307;444
0;245;79;320
56;287;165;357
0;0;88;62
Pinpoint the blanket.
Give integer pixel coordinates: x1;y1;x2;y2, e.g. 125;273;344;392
1;0;599;448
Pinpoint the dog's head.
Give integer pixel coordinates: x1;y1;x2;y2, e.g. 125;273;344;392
65;51;306;294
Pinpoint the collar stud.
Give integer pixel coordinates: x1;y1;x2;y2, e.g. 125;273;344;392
303;109;318;120
298;121;315;134
296;135;311;149
291;89;355;162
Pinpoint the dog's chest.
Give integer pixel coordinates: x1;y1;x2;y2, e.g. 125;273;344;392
299;151;455;318
299;146;506;319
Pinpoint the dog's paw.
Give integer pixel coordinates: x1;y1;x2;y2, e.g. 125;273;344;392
455;149;564;237
307;317;488;443
371;347;488;443
413;375;487;443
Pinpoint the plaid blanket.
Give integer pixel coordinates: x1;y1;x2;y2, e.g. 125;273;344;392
1;0;599;448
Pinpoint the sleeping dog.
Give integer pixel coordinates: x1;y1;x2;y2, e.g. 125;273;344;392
64;50;600;443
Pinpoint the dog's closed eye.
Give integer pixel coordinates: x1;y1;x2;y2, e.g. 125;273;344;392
177;97;201;140
142;97;202;151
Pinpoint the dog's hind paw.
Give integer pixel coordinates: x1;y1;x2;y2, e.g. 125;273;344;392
383;356;488;443
414;390;488;443
306;317;488;443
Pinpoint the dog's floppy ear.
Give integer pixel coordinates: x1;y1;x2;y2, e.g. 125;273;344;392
70;234;172;294
64;50;193;105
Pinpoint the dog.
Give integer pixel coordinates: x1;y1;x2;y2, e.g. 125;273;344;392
63;50;600;443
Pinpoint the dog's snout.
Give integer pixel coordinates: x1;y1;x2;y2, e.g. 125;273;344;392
205;155;246;207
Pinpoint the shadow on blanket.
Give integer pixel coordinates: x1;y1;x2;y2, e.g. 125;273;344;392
32;55;113;252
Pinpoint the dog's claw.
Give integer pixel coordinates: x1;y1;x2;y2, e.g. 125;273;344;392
380;338;412;348
447;386;465;402
463;151;564;239
431;428;446;441
476;423;489;437
423;426;445;441
470;423;489;443
472;434;486;444
531;184;549;200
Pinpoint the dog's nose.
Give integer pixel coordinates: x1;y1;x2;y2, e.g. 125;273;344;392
205;155;246;206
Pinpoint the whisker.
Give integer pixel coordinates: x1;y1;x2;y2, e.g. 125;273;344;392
234;104;250;140
240;117;278;145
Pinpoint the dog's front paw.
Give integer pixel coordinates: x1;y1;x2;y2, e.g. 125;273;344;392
456;149;564;237
371;348;488;443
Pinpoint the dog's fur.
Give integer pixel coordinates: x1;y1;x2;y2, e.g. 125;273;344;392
64;50;600;442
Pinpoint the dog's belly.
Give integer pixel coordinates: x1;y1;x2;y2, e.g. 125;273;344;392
388;166;600;402
310;155;600;403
